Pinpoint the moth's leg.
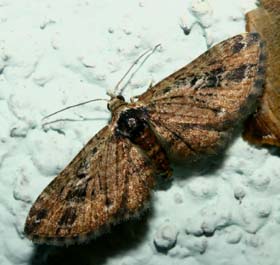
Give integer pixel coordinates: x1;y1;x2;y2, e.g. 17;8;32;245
130;94;143;103
148;80;154;89
130;95;138;103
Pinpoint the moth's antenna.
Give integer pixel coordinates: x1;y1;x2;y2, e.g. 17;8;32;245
43;45;161;121
119;44;161;96
42;117;108;128
42;98;109;120
113;48;152;95
113;44;161;96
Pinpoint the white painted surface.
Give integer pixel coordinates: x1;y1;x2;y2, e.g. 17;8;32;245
1;0;280;265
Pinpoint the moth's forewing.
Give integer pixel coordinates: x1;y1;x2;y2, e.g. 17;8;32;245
24;124;156;245
138;33;266;161
243;0;280;147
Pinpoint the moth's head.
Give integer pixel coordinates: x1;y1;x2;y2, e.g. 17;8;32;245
107;95;126;112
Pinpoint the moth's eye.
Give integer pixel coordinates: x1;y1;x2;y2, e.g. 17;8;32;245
107;103;111;110
117;95;125;101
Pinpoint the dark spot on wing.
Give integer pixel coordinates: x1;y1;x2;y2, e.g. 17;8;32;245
77;173;86;179
92;147;97;155
25;208;48;235
91;188;95;198
247;32;260;47
232;42;245;54
105;196;112;207
58;207;77;226
65;183;88;202
233;35;243;42
163;87;171;94
226;64;248;82
36;209;48;220
175;76;190;87
200;67;223;88
24;222;37;235
191;76;198;86
205;75;219;87
211;67;224;76
77;160;89;179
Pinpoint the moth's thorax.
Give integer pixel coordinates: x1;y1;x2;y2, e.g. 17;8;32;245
115;107;149;139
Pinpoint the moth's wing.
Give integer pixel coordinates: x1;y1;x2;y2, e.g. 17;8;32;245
24;125;155;246
137;33;266;161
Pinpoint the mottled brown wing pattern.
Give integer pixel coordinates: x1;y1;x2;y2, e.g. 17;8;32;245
24;125;155;245
25;32;265;246
138;33;266;161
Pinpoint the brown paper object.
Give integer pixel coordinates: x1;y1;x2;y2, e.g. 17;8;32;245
243;0;280;147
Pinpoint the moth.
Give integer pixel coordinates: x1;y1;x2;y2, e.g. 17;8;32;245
24;32;265;246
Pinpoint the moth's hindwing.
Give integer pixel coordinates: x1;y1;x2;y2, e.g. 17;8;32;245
138;33;266;161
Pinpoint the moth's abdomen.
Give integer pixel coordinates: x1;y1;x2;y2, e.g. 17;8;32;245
116;108;171;178
133;124;172;179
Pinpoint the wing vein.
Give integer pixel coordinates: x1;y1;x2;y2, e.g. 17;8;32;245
151;119;196;153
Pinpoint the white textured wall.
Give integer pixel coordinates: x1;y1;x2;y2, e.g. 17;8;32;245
1;0;280;265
